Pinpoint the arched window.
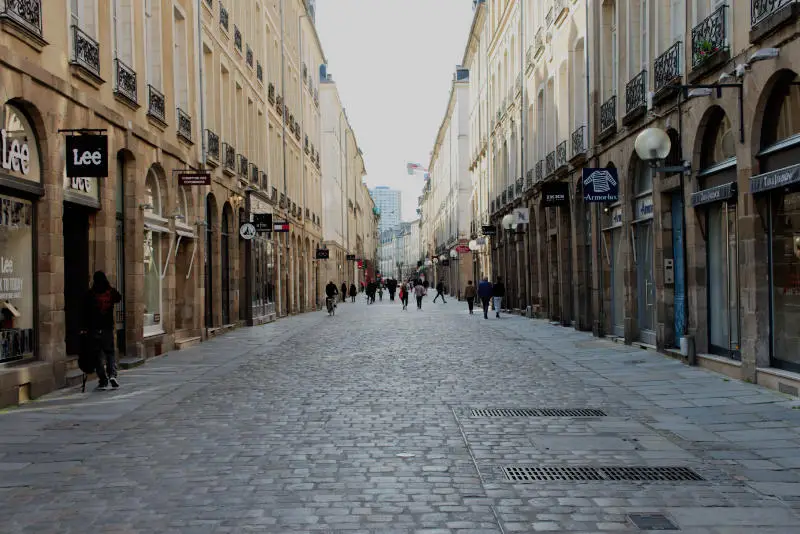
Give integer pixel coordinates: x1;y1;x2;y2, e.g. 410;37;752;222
762;71;800;148
143;169;167;335
700;109;736;169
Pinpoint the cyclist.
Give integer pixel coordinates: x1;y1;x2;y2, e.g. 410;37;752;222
325;281;339;315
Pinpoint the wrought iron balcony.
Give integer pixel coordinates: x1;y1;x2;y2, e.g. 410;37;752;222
246;45;253;67
534;27;545;58
222;143;235;172
490;199;496;213
526;45;534;68
752;0;798;26
691;5;727;69
553;0;568;24
525;169;534;189
571;125;586;157
219;4;229;32
507;184;514;201
302;62;308;82
536;160;544;182
515;177;523;197
176;108;192;143
256;61;263;82
234;25;242;52
546;151;556;175
113;58;137;104
600;95;617;134
251;164;259;184
556;141;567;169
501;190;507;205
268;83;275;104
147;84;166;123
275;94;283;114
546;6;554;27
1;0;43;40
294;124;301;141
625;70;647;115
71;25;100;79
288;114;295;134
304;135;310;154
205;129;220;161
238;154;248;177
654;41;682;93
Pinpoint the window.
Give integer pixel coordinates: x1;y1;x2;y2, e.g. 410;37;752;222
112;0;134;64
173;6;189;110
145;0;163;90
143;170;167;335
670;0;683;45
71;0;98;37
0;195;34;363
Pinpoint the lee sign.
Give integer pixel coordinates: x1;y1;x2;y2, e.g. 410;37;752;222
66;135;108;178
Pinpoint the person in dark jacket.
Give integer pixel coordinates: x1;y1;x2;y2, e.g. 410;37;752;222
477;277;493;319
387;278;397;301
463;280;477;315
492;276;506;318
349;283;357;302
81;271;122;390
433;281;447;303
341;282;348;303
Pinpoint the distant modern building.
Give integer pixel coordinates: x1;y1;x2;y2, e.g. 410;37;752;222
369;186;402;232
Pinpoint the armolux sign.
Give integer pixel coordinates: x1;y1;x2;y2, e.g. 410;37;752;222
750;163;800;194
583;168;619;202
66;135;108;178
691;182;737;207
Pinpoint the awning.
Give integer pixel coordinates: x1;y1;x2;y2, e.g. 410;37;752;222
691;182;737;207
144;221;170;233
750;163;800;194
176;228;196;239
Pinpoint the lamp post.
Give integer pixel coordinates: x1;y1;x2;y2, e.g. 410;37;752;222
449;248;459;299
469;239;479;283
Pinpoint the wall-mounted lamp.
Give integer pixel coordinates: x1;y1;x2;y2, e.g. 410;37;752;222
747;47;779;66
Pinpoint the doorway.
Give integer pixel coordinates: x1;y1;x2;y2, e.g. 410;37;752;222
63;203;90;356
671;193;686;347
221;211;231;325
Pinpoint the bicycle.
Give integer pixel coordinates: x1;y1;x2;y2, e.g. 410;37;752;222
326;296;336;316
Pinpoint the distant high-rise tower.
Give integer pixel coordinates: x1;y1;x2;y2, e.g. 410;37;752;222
369;187;402;232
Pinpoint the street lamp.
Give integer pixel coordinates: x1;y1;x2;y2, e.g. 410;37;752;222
634;127;671;162
501;213;515;232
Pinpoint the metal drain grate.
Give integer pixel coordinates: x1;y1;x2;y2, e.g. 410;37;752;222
627;513;679;530
471;408;606;417
502;465;704;482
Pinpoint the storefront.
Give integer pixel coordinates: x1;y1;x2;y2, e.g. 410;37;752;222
632;159;656;345
603;204;624;337
249;197;276;321
143;169;169;337
0;103;41;364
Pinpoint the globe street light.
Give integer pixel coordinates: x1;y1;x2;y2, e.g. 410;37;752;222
634;127;671;162
501;213;515;231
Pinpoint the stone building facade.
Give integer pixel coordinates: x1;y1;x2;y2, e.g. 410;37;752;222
434;0;800;396
0;0;374;408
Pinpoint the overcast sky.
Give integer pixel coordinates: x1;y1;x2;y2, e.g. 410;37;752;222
315;0;475;222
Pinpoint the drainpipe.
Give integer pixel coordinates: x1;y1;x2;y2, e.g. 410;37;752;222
196;0;206;166
279;0;288;315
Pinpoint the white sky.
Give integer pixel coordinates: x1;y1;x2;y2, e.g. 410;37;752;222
315;0;475;222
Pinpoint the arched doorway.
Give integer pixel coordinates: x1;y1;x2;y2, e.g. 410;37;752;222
631;156;656;344
205;193;217;328
600;162;624;337
143;167;168;337
752;69;800;372
175;186;197;333
221;203;233;325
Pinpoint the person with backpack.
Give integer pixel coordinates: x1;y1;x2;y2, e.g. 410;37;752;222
81;271;122;391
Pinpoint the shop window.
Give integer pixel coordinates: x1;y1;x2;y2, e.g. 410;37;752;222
0;195;34;363
1;104;40;184
143;170;168;336
763;72;800;148
701;109;736;169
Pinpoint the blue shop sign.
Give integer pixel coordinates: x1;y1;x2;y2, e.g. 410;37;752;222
583;168;619;203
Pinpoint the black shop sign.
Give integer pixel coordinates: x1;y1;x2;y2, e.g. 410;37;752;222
253;213;273;233
66;135;108;178
542;182;569;207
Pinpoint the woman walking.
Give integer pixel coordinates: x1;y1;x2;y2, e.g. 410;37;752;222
398;284;408;310
464;280;477;315
349;283;357;303
414;281;426;310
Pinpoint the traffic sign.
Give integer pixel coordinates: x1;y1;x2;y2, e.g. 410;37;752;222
239;222;256;240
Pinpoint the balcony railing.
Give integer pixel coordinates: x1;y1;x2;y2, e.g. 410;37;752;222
268;83;275;104
256;61;263;82
534;27;545;58
752;0;797;27
251;164;259;184
556;141;567;169
600;95;617;134
238;154;248;177
234;25;242;52
1;0;43;39
654;41;682;92
546;151;556;175
205;129;220;161
71;25;100;79
220;4;229;32
501;190;507;205
625;70;647;115
294;125;301;141
222;142;235;172
147;84;166;123
246;46;253;68
507;184;514;201
176;108;192;143
692;5;727;69
554;0;568;23
571;125;586;157
515;178;523;197
113;58;137;104
526;45;534;68
276;95;283;114
536;160;544;182
304;135;310;154
546;6;554;27
525;169;534;189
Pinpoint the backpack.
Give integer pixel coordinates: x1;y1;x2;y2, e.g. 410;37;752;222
77;332;95;392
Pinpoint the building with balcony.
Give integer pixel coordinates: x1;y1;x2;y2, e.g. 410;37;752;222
0;0;354;408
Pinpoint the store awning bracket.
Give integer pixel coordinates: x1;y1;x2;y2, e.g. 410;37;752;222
186;240;198;280
160;234;176;280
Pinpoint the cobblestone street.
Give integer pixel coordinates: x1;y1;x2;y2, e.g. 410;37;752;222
2;299;800;533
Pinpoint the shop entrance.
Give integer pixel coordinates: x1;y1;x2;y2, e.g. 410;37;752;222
63;203;90;356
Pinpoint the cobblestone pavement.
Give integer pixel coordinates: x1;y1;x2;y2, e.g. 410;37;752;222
2;298;800;533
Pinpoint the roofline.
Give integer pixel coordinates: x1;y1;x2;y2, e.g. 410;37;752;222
461;1;486;66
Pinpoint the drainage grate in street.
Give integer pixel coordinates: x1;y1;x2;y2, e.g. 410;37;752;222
627;513;679;530
501;465;704;482
471;408;607;417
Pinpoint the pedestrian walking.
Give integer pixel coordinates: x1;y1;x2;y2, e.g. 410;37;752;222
387;279;397;301
349;283;357;302
341;282;347;303
433;281;447;303
378;285;383;302
81;271;122;391
414;281;426;310
492;276;505;318
464;280;477;315
399;284;408;310
477;277;493;320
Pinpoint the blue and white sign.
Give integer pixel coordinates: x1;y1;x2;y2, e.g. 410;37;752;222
583;168;619;203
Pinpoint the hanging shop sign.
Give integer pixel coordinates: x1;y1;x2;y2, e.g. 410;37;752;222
65;134;108;178
273;220;290;232
583;168;619;202
513;207;530;225
253;213;273;233
346;254;357;261
750;163;800;194
481;225;496;236
691;182;737;207
455;245;471;253
441;259;450;266
239;222;256;240
542;182;569;207
315;248;330;259
177;171;211;186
